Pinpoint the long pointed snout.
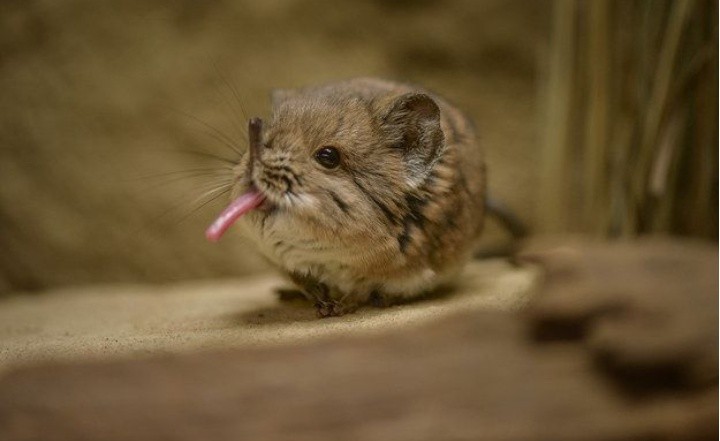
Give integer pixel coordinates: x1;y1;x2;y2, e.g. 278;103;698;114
204;117;267;243
248;117;263;165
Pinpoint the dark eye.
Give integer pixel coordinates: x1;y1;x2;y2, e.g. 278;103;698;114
314;146;341;169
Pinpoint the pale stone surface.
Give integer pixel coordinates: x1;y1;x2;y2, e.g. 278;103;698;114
0;259;538;372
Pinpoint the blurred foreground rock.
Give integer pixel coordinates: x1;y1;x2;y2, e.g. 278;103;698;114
0;239;716;441
523;239;718;391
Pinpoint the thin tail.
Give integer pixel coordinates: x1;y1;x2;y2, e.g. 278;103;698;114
485;197;528;239
474;197;528;260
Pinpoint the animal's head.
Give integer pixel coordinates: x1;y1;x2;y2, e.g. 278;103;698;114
206;83;445;243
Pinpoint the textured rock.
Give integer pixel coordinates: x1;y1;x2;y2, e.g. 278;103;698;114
0;239;716;441
523;239;718;391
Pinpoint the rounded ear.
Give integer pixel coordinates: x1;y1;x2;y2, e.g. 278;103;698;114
385;93;441;127
270;88;298;108
383;93;444;171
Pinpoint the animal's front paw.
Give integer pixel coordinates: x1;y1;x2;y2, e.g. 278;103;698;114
314;300;356;318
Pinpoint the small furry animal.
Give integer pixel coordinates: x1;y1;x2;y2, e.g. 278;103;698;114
207;78;486;317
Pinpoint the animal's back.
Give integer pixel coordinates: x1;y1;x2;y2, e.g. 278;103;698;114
313;78;487;293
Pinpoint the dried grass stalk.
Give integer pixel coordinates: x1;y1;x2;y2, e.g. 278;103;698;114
539;0;717;238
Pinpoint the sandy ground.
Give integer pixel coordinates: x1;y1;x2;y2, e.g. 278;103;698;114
0;259;538;373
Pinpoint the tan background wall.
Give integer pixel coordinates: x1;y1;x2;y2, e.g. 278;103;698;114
0;0;550;293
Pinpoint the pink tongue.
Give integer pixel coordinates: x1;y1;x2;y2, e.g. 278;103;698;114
205;190;266;242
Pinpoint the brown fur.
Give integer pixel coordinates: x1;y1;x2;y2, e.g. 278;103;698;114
231;78;485;317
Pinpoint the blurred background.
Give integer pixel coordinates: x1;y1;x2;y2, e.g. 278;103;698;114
0;0;716;295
